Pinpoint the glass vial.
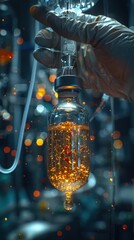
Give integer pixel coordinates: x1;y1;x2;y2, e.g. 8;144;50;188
47;75;90;210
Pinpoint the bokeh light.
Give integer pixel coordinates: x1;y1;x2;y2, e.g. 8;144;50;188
0;48;14;65
33;190;41;198
44;94;52;102
36;85;46;99
90;135;95;141
65;225;71;231
52;98;58;105
122;224;128;231
6;125;13;132
112;130;121;139
57;231;63;237
17;37;24;45
11;150;16;157
25;123;31;130
24;138;32;147
49;74;56;83
36;138;44;146
3;146;10;153
55;92;58;98
113;139;123;149
37;155;43;162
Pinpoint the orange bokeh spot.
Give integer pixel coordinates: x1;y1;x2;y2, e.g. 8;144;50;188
4;146;10;153
90;135;95;141
44;94;52;102
57;231;63;237
112;130;121;139
25;123;31;130
17;37;24;45
37;155;43;162
24;139;32;147
122;224;128;231
113;139;123;149
12;91;17;95
6;125;13;132
49;74;56;83
52;98;58;105
65;225;71;231
0;48;14;65
11;150;16;157
39;200;48;210
36;86;46;99
33;190;41;198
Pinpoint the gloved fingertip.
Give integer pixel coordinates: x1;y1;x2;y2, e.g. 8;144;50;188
33;49;40;59
29;5;39;17
35;36;48;47
33;49;45;65
33;48;48;63
30;4;50;26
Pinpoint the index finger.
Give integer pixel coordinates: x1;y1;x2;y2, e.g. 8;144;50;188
35;28;60;50
30;4;50;27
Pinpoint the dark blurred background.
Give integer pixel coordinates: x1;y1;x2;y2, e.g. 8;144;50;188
0;0;134;240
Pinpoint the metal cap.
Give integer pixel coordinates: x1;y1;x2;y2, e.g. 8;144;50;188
55;75;81;92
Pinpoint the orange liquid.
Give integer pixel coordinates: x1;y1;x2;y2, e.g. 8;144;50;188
48;122;90;193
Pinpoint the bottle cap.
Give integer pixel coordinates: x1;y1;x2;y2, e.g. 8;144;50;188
55;75;82;92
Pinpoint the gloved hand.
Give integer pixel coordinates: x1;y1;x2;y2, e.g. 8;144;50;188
30;4;134;101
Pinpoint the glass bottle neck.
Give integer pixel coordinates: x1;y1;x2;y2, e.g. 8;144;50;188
58;90;80;103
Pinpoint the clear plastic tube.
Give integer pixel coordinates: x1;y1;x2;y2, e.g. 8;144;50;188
89;94;110;122
0;22;39;174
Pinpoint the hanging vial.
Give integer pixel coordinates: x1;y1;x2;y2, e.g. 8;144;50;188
47;75;90;210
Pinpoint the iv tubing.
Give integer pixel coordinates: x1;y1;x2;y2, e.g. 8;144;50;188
89;93;109;122
0;21;39;174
